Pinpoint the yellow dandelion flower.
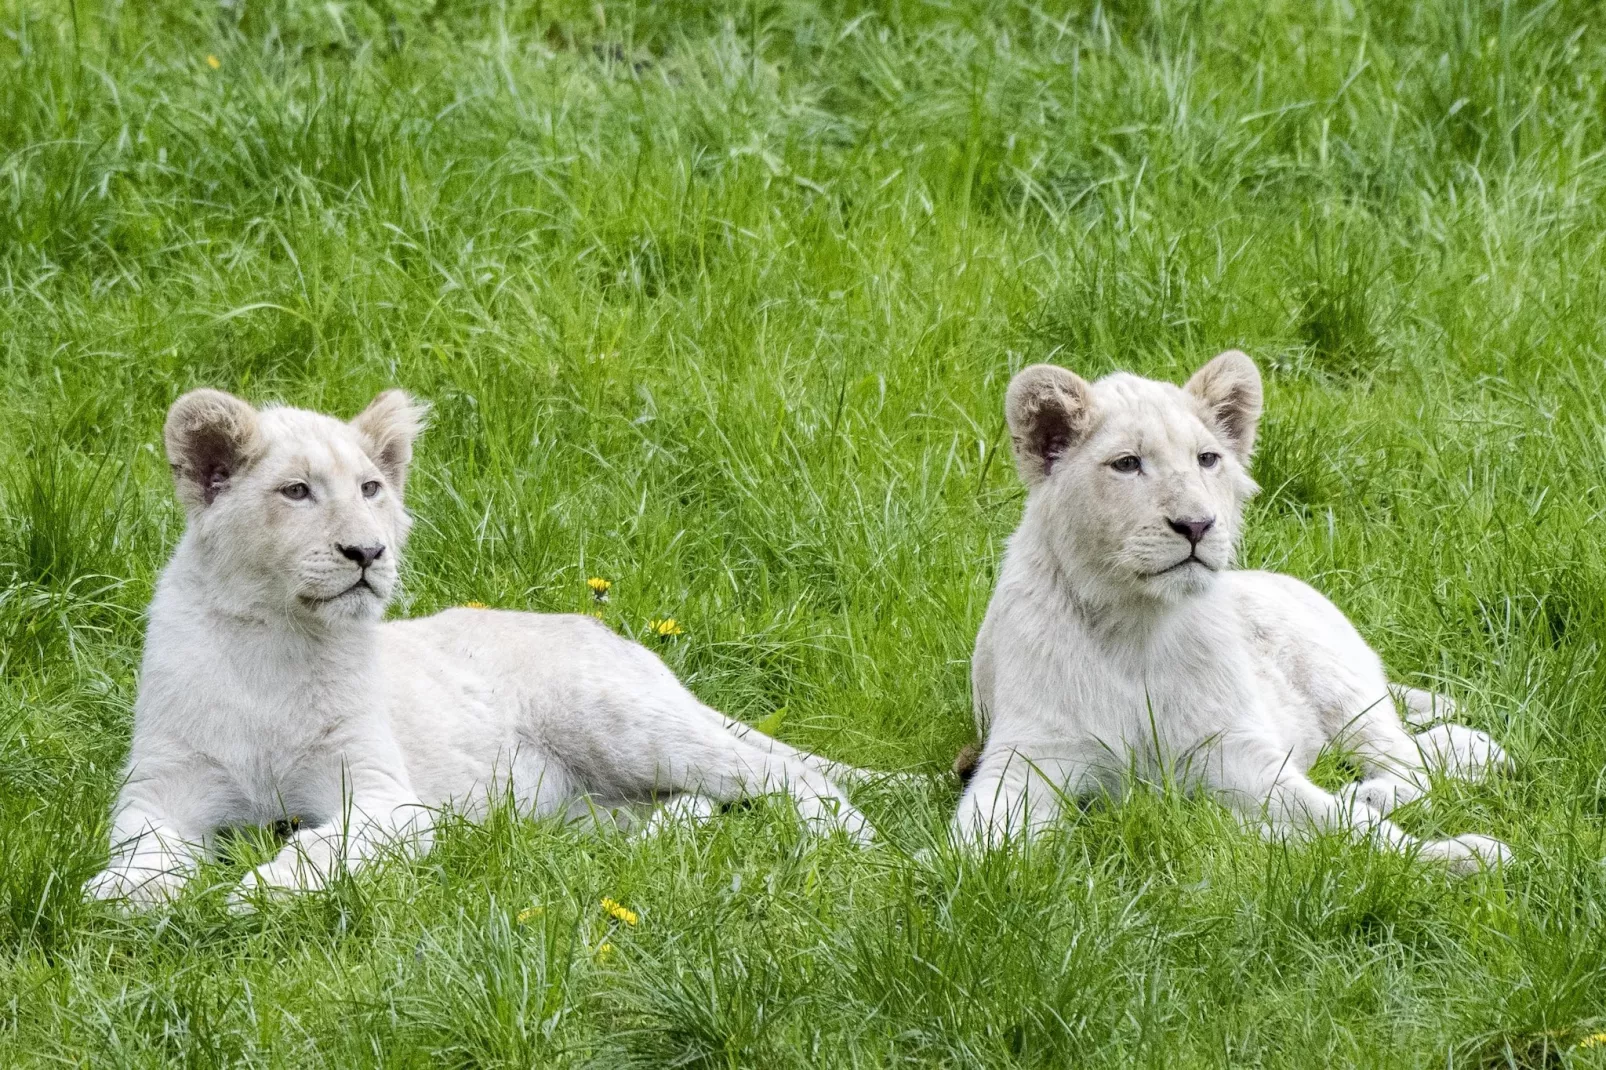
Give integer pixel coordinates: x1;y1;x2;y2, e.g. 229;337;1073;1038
1580;1033;1606;1049
587;577;612;599
601;897;638;925
595;941;615;962
516;906;544;924
206;54;220;69
463;601;488;609
648;618;683;638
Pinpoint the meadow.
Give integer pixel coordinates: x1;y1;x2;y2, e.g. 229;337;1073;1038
4;0;1606;1064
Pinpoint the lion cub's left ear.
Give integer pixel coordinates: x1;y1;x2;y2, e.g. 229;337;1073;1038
1184;350;1262;461
351;390;430;495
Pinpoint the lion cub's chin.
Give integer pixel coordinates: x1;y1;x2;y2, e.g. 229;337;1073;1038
1141;560;1218;603
300;583;390;621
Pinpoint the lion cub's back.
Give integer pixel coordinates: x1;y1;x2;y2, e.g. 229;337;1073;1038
384;607;656;690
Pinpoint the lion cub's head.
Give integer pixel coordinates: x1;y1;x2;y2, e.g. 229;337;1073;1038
163;388;428;623
1005;350;1262;606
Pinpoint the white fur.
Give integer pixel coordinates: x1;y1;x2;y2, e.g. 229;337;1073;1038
956;352;1513;872
87;390;873;907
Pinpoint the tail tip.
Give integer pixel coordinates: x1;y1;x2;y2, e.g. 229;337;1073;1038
953;740;984;785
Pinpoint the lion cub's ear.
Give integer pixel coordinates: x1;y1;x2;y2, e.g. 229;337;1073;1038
165;389;263;511
351;390;430;495
1184;349;1263;461
1005;364;1096;487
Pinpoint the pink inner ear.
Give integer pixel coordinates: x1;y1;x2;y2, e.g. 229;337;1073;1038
1040;431;1070;475
368;438;408;489
202;464;230;504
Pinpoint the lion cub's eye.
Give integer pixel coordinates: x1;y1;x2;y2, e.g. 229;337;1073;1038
281;482;311;501
1109;455;1142;474
1198;452;1221;469
361;480;382;499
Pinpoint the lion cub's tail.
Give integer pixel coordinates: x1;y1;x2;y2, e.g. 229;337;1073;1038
953;740;983;785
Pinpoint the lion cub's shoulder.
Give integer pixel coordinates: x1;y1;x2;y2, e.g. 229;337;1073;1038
1217;569;1352;636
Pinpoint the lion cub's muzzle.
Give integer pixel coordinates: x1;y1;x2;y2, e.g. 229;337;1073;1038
301;543;396;607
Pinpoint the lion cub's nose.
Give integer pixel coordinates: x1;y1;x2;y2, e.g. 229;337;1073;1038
1167;517;1215;546
339;543;386;569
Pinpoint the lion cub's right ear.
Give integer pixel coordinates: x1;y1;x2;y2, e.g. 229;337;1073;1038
351;389;430;496
1184;349;1262;461
164;389;263;511
1005;364;1095;487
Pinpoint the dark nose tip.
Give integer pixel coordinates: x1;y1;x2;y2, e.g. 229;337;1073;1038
339;543;385;569
1167;517;1215;545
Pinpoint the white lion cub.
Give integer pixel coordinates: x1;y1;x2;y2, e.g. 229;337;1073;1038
955;351;1512;872
87;389;873;906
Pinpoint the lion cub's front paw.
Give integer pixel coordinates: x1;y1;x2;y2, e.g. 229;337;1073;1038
1414;724;1513;783
1341;766;1434;818
84;867;135;902
1337;778;1418;818
230;850;327;909
641;794;721;837
84;865;187;908
832;805;879;847
1444;833;1513;875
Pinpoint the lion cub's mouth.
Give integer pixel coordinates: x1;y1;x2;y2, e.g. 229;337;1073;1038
1145;554;1213;578
301;577;377;605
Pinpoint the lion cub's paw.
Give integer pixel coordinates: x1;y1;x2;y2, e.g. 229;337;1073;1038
640;794;721;837
84;865;186;909
1444;833;1513;874
84;868;135;903
229;853;328;910
1336;776;1425;818
1414;724;1513;782
834;806;879;847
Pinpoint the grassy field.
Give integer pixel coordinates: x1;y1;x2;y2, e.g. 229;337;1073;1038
5;0;1606;1064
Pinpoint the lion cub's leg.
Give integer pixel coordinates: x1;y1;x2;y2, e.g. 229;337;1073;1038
664;722;876;844
86;813;207;907
1391;685;1458;731
1212;733;1510;874
1333;703;1436;817
86;772;217;907
1386;687;1510;782
640;793;722;836
235;758;431;898
716;717;922;790
951;746;1090;847
1411;723;1512;783
594;689;876;843
235;807;434;898
1338;707;1510;815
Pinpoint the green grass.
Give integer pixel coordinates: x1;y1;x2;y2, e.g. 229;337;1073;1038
4;0;1606;1064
